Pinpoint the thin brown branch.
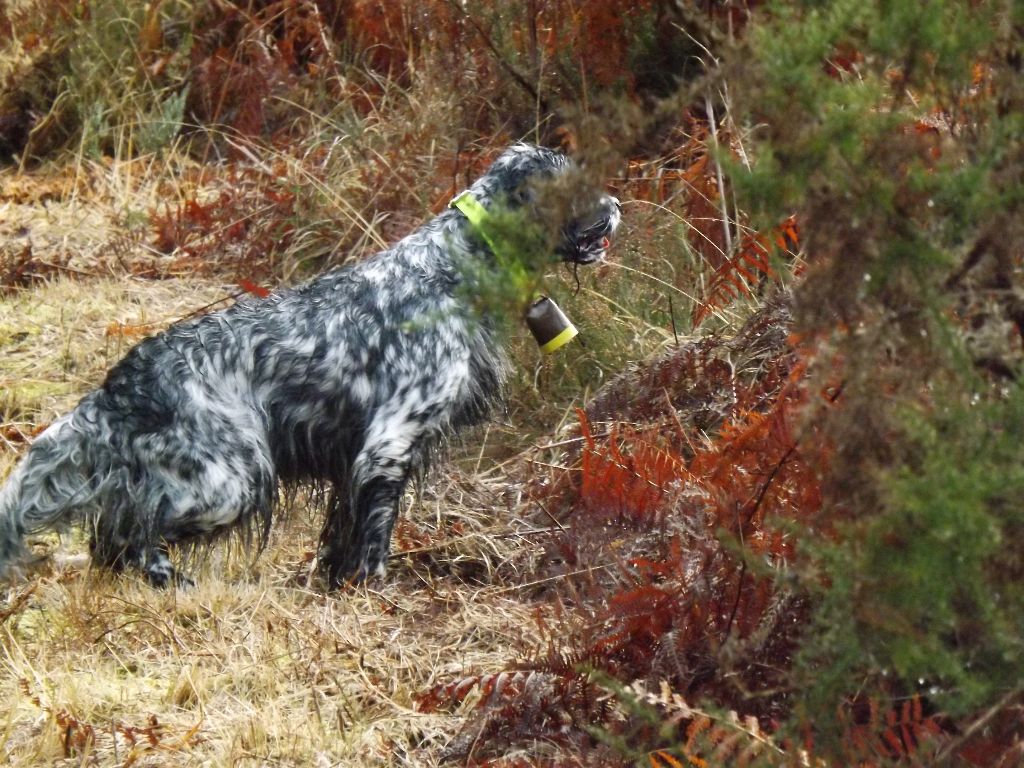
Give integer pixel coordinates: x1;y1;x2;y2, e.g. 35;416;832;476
442;0;547;111
944;233;993;289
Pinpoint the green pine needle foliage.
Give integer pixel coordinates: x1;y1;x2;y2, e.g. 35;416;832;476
731;0;1024;752
797;379;1024;724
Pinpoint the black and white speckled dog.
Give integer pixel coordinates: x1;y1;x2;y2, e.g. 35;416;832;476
0;144;620;588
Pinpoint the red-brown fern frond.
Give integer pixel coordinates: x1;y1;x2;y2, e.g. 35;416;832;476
424;303;821;762
693;216;799;327
838;695;945;764
577;409;691;524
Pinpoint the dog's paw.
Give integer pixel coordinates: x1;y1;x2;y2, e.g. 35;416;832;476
142;552;193;590
354;542;389;584
317;548;386;590
356;557;387;583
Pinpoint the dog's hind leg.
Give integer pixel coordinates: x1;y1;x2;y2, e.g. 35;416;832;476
87;493;196;588
90;534;189;588
88;429;276;588
316;486;356;586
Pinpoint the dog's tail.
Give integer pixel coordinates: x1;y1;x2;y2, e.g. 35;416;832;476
0;413;98;576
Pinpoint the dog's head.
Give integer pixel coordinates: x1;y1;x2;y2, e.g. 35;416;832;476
464;143;621;265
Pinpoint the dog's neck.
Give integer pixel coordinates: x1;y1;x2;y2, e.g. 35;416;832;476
447;190;579;354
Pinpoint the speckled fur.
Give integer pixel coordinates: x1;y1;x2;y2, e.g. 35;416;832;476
0;144;620;588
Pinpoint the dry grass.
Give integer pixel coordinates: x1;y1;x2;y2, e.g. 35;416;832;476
0;276;233;429
1;476;554;764
2;518;543;766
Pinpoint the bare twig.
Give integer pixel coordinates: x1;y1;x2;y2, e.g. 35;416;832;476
935;685;1024;763
705;94;734;258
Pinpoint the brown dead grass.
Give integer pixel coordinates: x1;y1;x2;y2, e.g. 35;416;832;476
1;276;233;429
2;518;540;766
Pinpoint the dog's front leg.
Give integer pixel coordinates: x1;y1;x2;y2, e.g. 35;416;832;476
318;423;419;587
350;466;409;581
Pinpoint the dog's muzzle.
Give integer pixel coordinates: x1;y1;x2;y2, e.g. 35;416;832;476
558;195;622;265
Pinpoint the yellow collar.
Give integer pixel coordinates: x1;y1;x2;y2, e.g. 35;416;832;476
450;190;499;255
